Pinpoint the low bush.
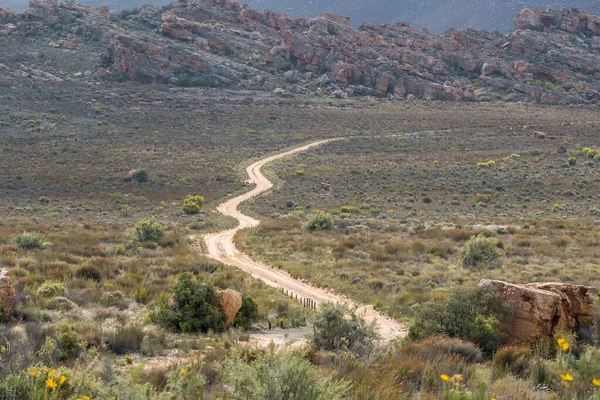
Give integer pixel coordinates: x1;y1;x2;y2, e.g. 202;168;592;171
106;322;145;354
312;303;378;354
132;217;164;242
13;232;45;249
233;296;259;330
182;195;204;215
303;210;333;231
409;286;513;354
461;234;503;269
36;281;66;298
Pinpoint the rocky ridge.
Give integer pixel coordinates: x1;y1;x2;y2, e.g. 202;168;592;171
1;0;600;104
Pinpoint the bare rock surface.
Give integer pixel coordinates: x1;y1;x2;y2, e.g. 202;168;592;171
479;279;596;344
0;269;17;317
220;289;242;328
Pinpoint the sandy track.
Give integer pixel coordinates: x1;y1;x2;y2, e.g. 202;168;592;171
204;139;408;340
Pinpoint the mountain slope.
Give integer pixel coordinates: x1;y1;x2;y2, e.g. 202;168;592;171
245;0;600;32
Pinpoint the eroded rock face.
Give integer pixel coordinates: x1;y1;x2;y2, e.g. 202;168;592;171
0;269;17;317
514;8;543;31
220;289;242;328
479;280;597;344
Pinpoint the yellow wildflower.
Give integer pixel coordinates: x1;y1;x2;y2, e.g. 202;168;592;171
180;368;185;375
440;374;450;381
77;396;91;400
193;359;199;365
564;382;571;388
454;382;460;388
48;369;55;377
593;378;600;387
46;379;58;390
41;366;48;373
561;373;574;381
31;368;38;377
557;338;570;352
59;375;67;385
453;374;463;382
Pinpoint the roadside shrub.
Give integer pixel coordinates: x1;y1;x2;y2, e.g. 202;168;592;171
151;274;226;333
461;234;503;269
182;195;205;215
312;303;378;354
233;296;259;330
13;232;45;249
37;280;66;298
132;217;164;242
303;210;333;231
409;286;513;354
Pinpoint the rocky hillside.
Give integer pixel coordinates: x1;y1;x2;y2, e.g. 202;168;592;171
246;0;600;32
1;0;600;105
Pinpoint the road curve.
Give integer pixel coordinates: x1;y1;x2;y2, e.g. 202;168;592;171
204;139;407;340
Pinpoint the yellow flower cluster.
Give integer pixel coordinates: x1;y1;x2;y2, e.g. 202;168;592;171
440;373;463;387
557;338;570;352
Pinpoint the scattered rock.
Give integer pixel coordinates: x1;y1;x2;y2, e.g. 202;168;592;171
479;280;597;344
220;289;242;328
0;269;16;317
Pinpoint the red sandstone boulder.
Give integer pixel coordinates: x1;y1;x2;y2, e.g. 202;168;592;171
479;280;597;344
0;269;16;317
514;8;543;31
220;289;242;328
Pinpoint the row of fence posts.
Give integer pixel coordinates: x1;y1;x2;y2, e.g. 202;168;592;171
282;287;317;310
266;287;318;331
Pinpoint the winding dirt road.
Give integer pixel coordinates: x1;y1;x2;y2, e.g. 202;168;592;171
204;139;407;341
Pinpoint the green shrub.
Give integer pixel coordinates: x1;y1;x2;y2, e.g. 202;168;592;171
475;193;493;204
568;157;577;165
132;217;164;242
120;205;133;217
460;234;503;269
151;274;226;333
55;320;80;361
37;280;66;298
303;210;333;231
477;160;496;168
224;350;348;400
233;296;259;330
13;232;45;249
409;286;513;354
340;205;360;214
182;195;205;215
312;303;378;353
75;265;102;282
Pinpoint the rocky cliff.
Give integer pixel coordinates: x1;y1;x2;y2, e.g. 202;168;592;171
1;0;600;105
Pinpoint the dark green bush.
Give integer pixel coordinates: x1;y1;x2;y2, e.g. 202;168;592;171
132;217;164;242
233;297;259;330
152;274;226;333
303;210;333;231
55;320;80;361
409;286;513;355
312;303;378;353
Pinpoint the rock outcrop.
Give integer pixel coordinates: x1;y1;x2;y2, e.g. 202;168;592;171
0;269;17;317
3;1;600;104
479;280;596;344
220;289;242;328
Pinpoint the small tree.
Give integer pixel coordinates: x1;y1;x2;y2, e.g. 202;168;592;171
461;234;503;269
152;274;226;333
303;210;333;231
233;296;259;330
312;303;378;354
182;195;205;215
132;217;164;242
409;286;513;354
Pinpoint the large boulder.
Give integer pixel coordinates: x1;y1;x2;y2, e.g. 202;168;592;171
220;289;242;328
479;280;596;344
514;8;543;31
0;269;16;317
